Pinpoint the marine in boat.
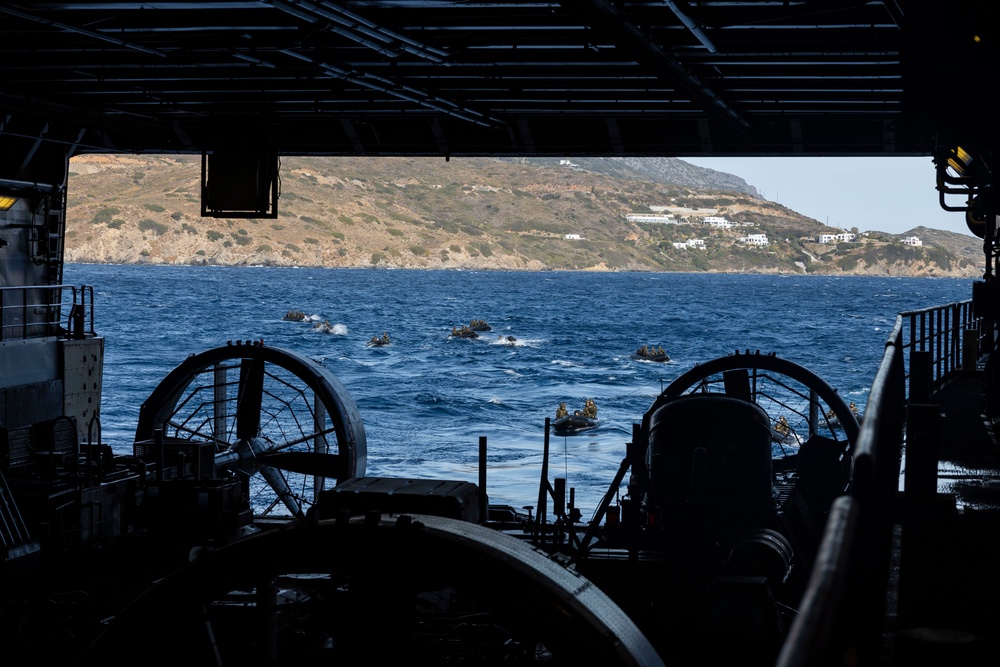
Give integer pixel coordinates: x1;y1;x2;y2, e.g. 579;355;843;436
369;332;391;347
826;401;862;429
552;399;600;434
468;318;492;332
631;345;670;362
771;414;802;446
283;309;307;321
498;334;517;346
313;319;335;334
450;325;479;339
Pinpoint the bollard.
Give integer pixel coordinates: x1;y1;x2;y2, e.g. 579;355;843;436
904;404;940;500
909;351;933;403
962;328;979;371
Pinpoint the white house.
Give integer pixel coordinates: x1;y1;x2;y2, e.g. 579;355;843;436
671;239;705;250
564;234;582;240
740;234;769;246
703;216;733;228
817;232;857;243
902;236;922;246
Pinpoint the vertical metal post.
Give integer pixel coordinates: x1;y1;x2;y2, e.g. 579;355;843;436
809;389;818;435
214;364;227;446
904;404;940;500
909;351;933;403
536;418;551;539
553;478;566;518
155;427;164;482
314;392;327;500
963;327;979;371
951;304;961;374
478;436;488;523
258;577;278;663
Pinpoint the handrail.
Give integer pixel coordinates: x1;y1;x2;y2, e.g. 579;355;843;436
0;284;96;341
899;300;977;394
775;496;860;667
779;295;964;665
779;316;906;666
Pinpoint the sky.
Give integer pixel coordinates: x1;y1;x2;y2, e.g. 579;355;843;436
679;156;971;237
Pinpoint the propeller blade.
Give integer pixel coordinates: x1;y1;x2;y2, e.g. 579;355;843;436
260;465;303;517
261;451;343;479
236;358;265;440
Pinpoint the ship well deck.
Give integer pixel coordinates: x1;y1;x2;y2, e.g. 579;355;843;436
890;368;1000;661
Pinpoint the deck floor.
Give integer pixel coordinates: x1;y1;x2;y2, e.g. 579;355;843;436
890;369;1000;662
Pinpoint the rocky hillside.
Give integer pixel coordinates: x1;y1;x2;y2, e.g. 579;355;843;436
64;154;981;277
496;157;761;197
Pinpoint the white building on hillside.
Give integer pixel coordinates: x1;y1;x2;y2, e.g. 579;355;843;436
565;234;583;240
672;239;705;250
817;232;857;243
626;213;676;224
740;233;769;246
703;216;733;228
902;236;922;246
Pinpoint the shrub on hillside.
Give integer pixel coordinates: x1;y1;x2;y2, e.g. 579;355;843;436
91;207;121;224
837;255;859;271
138;219;168;235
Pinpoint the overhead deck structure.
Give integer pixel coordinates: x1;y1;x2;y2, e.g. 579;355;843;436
0;1;995;165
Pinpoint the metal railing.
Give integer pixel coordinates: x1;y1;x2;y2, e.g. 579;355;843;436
778;298;976;666
899;300;977;398
0;284;95;341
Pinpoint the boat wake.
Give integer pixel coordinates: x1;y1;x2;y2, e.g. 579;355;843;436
491;335;530;347
313;322;348;335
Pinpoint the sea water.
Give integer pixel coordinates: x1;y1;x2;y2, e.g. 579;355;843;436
67;264;971;511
